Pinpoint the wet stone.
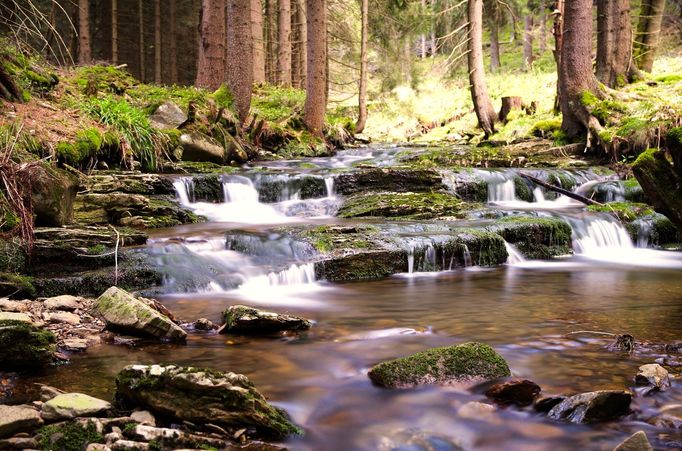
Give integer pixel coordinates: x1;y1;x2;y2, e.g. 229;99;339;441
547;390;631;423
634;363;670;393
41;393;112;421
0;405;43;439
484;379;541;406
221;305;312;335
44;295;83;311
613;431;653;451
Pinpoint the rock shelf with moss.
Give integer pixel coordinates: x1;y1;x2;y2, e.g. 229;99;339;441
338;192;477;220
368;342;511;388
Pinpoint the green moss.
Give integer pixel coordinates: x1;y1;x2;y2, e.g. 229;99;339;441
0;319;55;369
56;128;105;165
655;74;682;83
0;273;36;297
74;65;136;94
529;118;562;138
368;342;511;388
491;216;573;259
251;84;306;123
39;421;104;450
633;148;657;167
212;84;235;110
587;202;654;222
338;192;471;220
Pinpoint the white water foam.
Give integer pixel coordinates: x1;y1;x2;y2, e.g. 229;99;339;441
504;242;526;265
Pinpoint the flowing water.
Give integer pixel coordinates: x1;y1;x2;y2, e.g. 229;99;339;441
31;147;682;450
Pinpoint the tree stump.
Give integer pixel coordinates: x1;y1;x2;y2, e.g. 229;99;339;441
498;96;537;124
0;63;23;103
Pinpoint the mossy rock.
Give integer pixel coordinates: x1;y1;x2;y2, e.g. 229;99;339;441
222;305;312;335
338;192;472;220
587;202;655;222
115;365;303;439
31;163;79;227
368;342;511;388
489;216;573;259
0;319;56;370
0;273;35;298
334;168;444;196
39;420;104;451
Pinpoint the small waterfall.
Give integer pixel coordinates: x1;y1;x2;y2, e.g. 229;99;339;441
474;170;517;202
223;176;260;203
240;263;316;288
173;178;195;205
532;188;545;202
566;215;634;254
632;218;654;248
504;242;526;264
462;244;473;267
325;177;335;198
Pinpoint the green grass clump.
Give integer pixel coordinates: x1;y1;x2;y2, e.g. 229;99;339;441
81;96;164;170
131;83;210;113
39;421;104;450
252;84;306;122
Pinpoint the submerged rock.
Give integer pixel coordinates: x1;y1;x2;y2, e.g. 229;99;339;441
634;363;670;393
613;431;653;451
0;405;43;438
484;379;541;406
547;390;631;423
0;319;56;370
379;428;464;451
368;342;511;388
42;393;112;421
115;364;302;439
221;305;312;335
94;287;186;342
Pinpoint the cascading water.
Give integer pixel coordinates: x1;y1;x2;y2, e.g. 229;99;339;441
504;242;526;264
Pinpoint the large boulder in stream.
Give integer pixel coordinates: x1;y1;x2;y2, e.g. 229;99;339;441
94;287;186;341
41;393;112;421
115;364;302;439
221;305;312;335
0;318;56;370
547;390;631;423
368;342;511;388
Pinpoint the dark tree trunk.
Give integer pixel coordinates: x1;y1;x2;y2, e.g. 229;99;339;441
170;0;178;83
252;0;266;84
355;0;369;134
154;0;162;84
634;0;666;72
265;0;278;83
552;0;564;112
596;0;635;87
196;0;226;90
468;0;497;137
559;0;602;141
227;0;254;123
138;0;145;81
78;0;91;64
111;0;118;64
304;0;327;136
278;0;292;86
0;63;23;103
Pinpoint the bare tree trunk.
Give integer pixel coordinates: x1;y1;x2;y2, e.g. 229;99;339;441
523;13;534;70
154;0;162;84
488;6;501;72
252;0;266;84
634;0;666;72
420;0;427;58
553;0;564;112
304;0;327;136
278;0;292;86
291;0;301;87
265;0;278;83
196;0;226;90
78;0;91;64
296;0;307;87
559;0;602;141
170;0;178;83
596;0;634;87
138;0;145;81
468;0;496;137
227;0;254;123
540;2;547;52
355;0;369;134
111;0;118;64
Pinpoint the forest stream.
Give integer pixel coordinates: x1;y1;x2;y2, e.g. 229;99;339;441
20;145;682;450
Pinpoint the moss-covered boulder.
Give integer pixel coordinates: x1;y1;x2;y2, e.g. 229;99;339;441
0;319;56;370
115;364;303;439
94;287;186;341
338;192;473;220
488;216;573;259
334;168;444;195
221;305;312;335
367;342;511;388
31;163;78;226
41;393;112;421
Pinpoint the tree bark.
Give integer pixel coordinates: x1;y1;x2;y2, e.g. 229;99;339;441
111;0;118;65
196;0;226;90
154;0;162;84
227;0;254;123
78;0;91;64
523;13;534;71
304;0;327;136
252;0;266;84
468;0;497;138
355;0;369;134
488;5;501;73
552;0;564;112
138;0;145;81
294;0;307;88
170;0;178;83
559;0;602;141
265;0;278;83
278;0;292;86
596;0;634;87
634;0;666;72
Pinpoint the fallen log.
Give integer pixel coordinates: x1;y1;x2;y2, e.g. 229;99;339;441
519;172;604;206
